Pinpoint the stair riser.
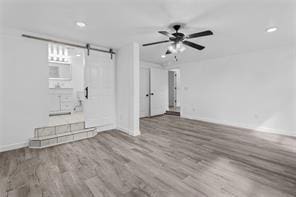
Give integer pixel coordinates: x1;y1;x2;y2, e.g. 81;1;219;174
35;122;85;138
71;122;85;131
30;130;96;149
165;112;180;116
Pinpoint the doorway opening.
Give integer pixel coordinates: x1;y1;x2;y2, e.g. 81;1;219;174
167;68;180;116
48;43;85;126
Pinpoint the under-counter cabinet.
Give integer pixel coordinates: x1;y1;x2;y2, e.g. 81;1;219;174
49;88;73;115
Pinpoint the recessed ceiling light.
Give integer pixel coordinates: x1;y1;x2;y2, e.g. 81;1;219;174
266;27;277;33
161;55;166;58
76;54;81;57
76;21;86;28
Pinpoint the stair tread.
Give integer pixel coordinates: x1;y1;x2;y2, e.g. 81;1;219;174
35;121;85;130
165;111;180;114
31;127;96;141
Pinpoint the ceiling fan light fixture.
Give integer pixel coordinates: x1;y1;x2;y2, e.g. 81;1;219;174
177;42;186;52
76;21;86;28
179;45;186;52
266;27;277;33
168;44;178;54
168;42;186;54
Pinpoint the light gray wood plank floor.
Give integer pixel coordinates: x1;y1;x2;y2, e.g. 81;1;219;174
1;115;296;197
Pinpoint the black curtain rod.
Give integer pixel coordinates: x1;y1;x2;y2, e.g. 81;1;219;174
22;34;115;55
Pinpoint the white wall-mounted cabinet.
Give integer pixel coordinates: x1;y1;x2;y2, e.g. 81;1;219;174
49;88;73;115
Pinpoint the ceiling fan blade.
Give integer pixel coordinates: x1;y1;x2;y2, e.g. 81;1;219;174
183;41;205;50
186;30;213;39
158;31;171;37
165;50;171;55
142;40;170;47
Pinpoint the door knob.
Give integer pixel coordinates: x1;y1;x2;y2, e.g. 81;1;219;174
150;93;154;96
146;94;149;97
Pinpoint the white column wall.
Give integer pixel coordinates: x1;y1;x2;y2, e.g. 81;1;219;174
116;43;140;136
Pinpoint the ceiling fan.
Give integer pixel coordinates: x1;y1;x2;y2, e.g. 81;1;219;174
142;24;213;55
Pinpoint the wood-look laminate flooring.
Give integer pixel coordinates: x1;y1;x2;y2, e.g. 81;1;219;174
1;115;296;197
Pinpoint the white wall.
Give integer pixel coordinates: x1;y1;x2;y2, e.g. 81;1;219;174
0;34;49;151
140;61;163;69
180;46;296;136
116;43;140;136
0;36;3;145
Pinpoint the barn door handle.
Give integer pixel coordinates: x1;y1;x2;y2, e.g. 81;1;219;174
85;87;88;99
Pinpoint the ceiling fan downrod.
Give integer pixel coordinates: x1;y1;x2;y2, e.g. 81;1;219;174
173;24;181;33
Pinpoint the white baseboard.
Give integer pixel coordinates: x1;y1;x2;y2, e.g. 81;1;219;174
116;126;130;134
116;127;141;136
96;124;116;132
132;130;141;136
0;141;28;153
182;115;296;137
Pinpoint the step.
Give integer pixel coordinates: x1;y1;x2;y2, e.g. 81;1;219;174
29;128;97;149
165;111;180;116
34;122;85;138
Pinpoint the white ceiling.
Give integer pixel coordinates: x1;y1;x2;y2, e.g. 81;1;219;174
1;0;295;66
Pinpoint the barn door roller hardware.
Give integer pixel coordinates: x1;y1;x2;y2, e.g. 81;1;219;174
22;34;115;58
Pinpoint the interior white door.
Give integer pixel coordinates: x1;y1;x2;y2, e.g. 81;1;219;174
140;68;150;117
150;68;168;116
84;52;115;128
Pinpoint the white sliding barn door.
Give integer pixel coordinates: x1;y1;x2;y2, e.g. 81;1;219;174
150;68;168;116
140;68;150;118
84;52;115;129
